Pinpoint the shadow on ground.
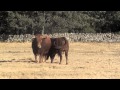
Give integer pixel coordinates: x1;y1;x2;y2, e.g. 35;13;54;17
0;59;59;64
0;59;35;63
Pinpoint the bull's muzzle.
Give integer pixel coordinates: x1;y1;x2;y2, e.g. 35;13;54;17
38;43;41;48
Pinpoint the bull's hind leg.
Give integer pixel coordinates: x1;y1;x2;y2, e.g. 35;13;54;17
65;50;68;65
50;54;56;63
44;54;49;62
59;55;62;64
59;51;62;64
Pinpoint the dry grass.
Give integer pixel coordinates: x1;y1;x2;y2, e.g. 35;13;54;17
0;42;120;79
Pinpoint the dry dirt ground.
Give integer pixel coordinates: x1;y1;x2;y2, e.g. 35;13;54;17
0;42;120;79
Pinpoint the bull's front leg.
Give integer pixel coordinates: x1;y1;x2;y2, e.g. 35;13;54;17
35;55;37;63
44;55;48;63
39;54;42;63
41;56;43;63
39;53;44;63
41;53;44;63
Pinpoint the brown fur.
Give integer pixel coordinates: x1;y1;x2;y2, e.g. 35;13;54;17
32;34;51;63
46;37;69;65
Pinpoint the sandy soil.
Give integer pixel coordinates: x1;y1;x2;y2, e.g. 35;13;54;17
0;42;120;79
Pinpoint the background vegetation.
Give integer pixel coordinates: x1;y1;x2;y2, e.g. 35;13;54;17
0;11;120;35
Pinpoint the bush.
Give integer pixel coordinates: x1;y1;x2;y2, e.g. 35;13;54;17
83;27;96;33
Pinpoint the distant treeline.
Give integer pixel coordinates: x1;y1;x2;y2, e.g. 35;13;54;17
0;11;120;35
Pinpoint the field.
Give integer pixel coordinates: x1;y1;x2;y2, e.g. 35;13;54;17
0;42;120;79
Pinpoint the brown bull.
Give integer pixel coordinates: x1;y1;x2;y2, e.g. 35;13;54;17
46;37;69;65
32;34;51;63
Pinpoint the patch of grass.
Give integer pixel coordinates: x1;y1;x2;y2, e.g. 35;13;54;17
0;42;120;78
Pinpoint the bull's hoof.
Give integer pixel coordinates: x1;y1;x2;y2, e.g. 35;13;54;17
59;63;61;64
43;61;46;63
66;63;68;65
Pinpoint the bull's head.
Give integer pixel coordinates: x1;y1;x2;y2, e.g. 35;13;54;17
53;38;66;49
35;34;47;48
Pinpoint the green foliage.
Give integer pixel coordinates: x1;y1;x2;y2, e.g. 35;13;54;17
0;11;120;35
84;27;96;33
